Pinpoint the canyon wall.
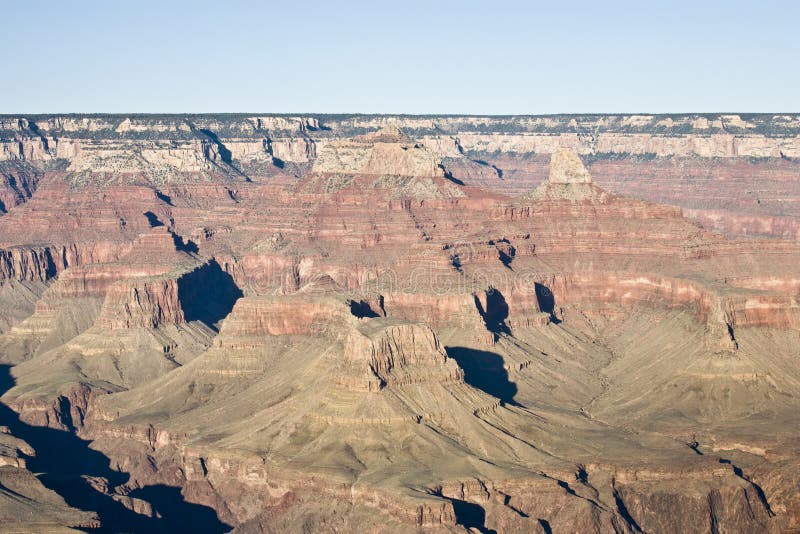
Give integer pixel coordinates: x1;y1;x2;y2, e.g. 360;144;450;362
1;118;800;532
3;113;799;242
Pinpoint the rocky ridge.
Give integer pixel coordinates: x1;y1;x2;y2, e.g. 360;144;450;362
3;113;800;242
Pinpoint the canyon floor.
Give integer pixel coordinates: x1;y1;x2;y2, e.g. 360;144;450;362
0;115;799;533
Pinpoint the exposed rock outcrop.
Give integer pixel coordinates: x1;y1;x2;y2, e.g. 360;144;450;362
340;321;463;390
1;114;799;532
312;127;445;178
529;148;609;201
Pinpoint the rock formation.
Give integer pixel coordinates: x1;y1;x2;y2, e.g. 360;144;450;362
547;147;593;184
529;147;609;201
4;113;800;241
313;126;445;177
0;116;799;532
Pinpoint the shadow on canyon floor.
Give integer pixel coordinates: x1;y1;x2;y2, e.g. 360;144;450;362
445;347;521;407
535;282;561;324
475;288;511;335
450;497;497;534
429;488;497;534
0;364;231;533
178;260;243;332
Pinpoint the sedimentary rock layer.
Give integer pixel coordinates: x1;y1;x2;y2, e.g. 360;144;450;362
0;119;798;532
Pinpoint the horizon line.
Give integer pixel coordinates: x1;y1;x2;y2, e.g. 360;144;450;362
2;111;799;118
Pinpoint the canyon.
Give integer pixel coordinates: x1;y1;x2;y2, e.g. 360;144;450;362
0;114;798;533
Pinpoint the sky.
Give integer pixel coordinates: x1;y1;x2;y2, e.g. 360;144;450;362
2;0;798;114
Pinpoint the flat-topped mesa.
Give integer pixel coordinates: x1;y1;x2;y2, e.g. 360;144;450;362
302;126;471;200
528;148;609;201
357;125;413;144
311;126;445;178
95;275;184;329
217;294;354;340
337;320;464;391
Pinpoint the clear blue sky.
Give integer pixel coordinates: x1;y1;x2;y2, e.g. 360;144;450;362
3;0;798;114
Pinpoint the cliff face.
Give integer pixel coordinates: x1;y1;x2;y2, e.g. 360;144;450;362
0;118;799;532
4;113;799;243
5;113;800;164
341;321;463;390
5;114;800;170
312;127;445;177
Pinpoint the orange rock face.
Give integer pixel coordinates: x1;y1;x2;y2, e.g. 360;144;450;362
0;116;799;532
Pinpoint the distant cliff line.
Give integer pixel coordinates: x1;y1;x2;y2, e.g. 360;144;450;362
3;114;800;168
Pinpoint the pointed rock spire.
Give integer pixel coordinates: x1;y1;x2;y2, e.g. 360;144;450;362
527;148;607;201
548;148;592;184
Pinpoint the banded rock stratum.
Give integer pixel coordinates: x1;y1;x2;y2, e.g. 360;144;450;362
0;114;799;533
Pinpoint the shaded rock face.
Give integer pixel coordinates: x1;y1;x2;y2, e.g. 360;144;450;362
0;115;799;532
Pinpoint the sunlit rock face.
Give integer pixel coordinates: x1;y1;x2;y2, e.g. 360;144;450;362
312;126;445;177
0;115;799;532
547;148;593;184
528;148;610;201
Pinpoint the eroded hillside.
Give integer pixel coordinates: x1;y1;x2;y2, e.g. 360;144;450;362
0;116;799;532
